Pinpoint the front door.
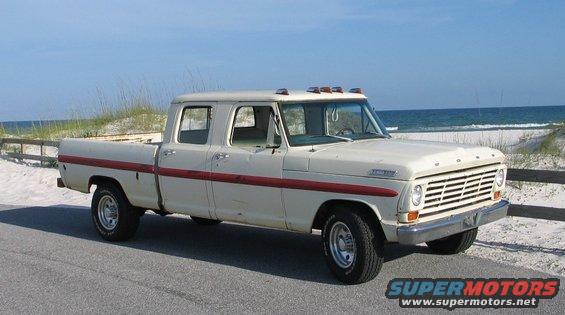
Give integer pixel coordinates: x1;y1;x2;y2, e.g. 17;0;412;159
158;104;214;218
211;104;286;228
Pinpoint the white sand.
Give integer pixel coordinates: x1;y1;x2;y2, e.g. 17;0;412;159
0;128;563;276
393;129;550;144
0;159;92;207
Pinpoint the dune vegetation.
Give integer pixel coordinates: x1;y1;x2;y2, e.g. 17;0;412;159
3;86;168;140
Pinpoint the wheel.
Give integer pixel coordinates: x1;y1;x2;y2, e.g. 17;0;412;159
426;228;478;254
321;206;384;284
190;216;222;226
92;183;140;241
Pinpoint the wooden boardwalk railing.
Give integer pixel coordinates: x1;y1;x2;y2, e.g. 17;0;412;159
0;138;60;165
0;133;161;166
0;139;563;221
506;168;564;221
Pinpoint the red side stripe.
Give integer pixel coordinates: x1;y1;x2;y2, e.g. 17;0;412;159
58;155;155;174
159;168;398;197
59;155;398;197
157;167;209;180
281;178;398;197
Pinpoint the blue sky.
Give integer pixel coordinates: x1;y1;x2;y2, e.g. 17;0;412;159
1;0;564;120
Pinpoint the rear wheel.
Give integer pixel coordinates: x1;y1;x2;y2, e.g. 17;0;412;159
426;228;478;254
321;207;384;284
92;184;140;241
190;216;222;226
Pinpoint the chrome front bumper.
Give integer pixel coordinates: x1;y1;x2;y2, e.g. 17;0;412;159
397;199;509;245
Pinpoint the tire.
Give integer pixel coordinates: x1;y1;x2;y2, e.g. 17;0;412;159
190;216;222;226
321;206;384;284
91;183;140;242
426;228;478;255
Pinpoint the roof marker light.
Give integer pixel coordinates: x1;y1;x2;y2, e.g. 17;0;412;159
349;88;363;94
320;87;332;93
331;86;343;93
307;87;321;94
276;88;289;95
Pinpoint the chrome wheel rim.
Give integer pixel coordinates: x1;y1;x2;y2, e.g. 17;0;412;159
329;221;356;268
98;195;118;230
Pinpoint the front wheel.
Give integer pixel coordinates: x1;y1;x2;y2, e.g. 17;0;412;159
321;207;384;284
92;184;140;241
426;228;478;254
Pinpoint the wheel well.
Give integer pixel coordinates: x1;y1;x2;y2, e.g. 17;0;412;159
89;176;147;213
311;200;383;232
89;176;124;194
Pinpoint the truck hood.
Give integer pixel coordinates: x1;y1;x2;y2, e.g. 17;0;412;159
307;139;505;180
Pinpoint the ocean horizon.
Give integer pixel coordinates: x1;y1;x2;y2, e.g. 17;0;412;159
1;105;564;134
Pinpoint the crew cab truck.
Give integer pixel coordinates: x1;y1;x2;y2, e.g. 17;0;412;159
58;87;509;284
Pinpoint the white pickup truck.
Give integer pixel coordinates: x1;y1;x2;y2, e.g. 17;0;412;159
58;87;509;284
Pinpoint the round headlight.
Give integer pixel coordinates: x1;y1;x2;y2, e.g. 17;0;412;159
411;185;423;206
495;169;505;187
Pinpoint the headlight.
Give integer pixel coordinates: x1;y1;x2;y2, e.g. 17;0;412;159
411;185;423;206
495;169;505;187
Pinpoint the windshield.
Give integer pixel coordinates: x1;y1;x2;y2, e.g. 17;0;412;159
280;101;390;146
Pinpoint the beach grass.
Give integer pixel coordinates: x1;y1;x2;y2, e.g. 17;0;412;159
537;127;562;156
5;86;168;140
15;108;165;140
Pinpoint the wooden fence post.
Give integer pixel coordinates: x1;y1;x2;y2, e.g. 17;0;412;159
40;143;45;166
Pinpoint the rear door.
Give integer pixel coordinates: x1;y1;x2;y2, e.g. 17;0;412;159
210;103;287;228
158;103;215;218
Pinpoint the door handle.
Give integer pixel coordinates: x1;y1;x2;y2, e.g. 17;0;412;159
214;153;230;160
162;149;176;157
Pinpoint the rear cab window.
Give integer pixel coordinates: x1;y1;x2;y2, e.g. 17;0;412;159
178;106;211;144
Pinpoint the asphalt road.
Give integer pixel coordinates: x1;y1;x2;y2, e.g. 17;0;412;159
0;204;562;313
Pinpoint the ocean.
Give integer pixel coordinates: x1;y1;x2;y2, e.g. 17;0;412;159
377;105;564;132
1;105;564;134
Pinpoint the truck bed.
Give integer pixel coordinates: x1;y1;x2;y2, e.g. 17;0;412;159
58;139;161;210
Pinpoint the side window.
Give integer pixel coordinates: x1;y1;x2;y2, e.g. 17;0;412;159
234;106;255;127
178;107;211;144
282;104;306;135
231;106;281;148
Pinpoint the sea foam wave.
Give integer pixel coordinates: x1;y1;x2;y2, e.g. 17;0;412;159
448;122;562;130
389;122;563;132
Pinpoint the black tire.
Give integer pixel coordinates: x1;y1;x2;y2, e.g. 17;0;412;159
426;228;478;255
91;183;140;242
190;216;222;226
321;206;384;284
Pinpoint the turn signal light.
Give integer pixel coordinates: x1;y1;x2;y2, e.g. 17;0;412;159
493;191;501;200
349;88;363;94
320;86;332;93
307;87;321;94
407;211;419;222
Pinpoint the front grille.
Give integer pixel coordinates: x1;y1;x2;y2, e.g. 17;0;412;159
420;166;497;217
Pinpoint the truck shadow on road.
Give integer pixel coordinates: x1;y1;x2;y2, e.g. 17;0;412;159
0;205;431;284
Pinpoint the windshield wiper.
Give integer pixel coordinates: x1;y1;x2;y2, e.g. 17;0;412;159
307;135;353;142
358;132;389;139
325;134;353;142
